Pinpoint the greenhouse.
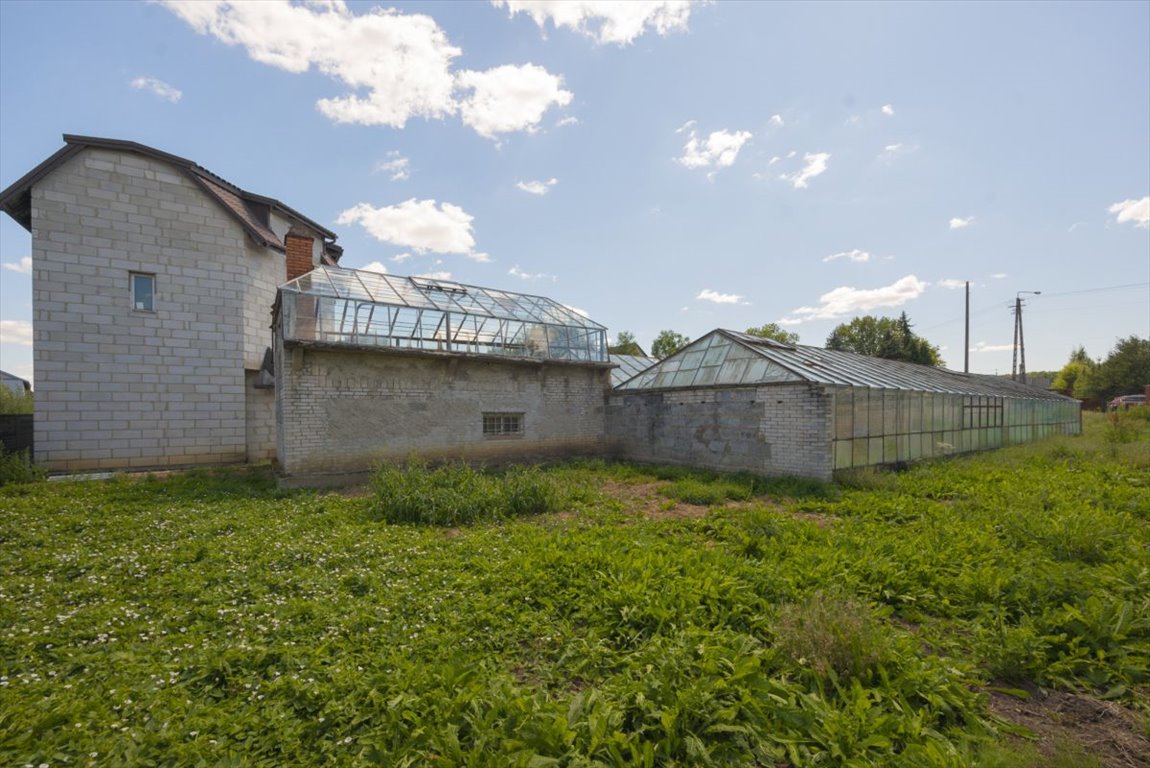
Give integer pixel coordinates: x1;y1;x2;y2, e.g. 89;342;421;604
608;329;1081;480
273;267;613;480
278;266;608;362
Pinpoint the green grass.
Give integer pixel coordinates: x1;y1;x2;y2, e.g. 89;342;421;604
1;415;1147;766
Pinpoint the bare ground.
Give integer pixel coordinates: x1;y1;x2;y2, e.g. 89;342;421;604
986;684;1149;768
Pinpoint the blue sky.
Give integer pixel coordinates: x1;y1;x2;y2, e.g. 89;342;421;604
1;0;1147;385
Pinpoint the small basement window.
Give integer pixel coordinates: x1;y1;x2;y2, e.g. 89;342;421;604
483;412;524;437
131;272;155;311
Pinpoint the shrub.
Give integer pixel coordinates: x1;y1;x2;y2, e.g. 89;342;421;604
369;460;562;526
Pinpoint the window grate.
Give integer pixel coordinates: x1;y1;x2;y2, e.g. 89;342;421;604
483;412;523;437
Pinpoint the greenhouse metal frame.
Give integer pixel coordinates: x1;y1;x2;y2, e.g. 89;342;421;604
279;266;608;363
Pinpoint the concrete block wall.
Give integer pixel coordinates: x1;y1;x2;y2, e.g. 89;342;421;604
605;383;834;481
244;371;277;462
241;238;285;371
31;148;250;471
276;342;611;477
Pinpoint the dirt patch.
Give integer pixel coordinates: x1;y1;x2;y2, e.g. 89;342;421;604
986;683;1149;768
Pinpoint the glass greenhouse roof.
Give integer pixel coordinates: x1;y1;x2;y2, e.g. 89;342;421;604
617;329;1075;400
609;354;658;387
279;266;608;363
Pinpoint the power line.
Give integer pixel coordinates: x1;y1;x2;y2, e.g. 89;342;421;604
1032;282;1149;299
918;281;1149;333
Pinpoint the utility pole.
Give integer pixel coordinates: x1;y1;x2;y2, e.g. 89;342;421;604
1011;290;1041;383
964;281;970;373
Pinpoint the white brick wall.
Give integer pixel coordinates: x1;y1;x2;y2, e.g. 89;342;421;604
31;148;258;471
605;383;835;481
276;341;611;476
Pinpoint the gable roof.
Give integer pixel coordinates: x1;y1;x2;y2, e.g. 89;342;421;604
616;328;1074;401
0;135;338;256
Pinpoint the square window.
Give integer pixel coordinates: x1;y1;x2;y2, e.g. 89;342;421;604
483;412;523;437
131;272;155;312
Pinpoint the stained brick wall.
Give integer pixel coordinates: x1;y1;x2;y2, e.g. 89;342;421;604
605;383;835;481
276;341;611;477
30;148;252;471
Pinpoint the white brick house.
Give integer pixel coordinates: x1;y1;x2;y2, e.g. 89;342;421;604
0;135;340;471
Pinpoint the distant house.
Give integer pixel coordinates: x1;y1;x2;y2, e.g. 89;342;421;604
0;135;340;471
1;369;31;396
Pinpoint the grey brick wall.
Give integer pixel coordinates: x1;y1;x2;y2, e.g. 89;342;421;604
276;342;612;477
31;148;253;471
605;383;835;481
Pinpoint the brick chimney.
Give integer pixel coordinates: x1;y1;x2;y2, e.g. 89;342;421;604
285;226;315;281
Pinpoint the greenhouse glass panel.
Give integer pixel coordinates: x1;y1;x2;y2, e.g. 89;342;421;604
694;366;720;386
835;389;853;440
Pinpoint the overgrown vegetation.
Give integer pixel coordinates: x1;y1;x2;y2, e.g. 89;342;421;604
0;385;33;414
2;415;1147;766
0;446;41;486
370;460;562;525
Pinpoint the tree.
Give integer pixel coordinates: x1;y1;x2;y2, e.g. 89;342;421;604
607;331;645;356
651;330;690;360
825;312;942;366
744;323;799;345
1052;346;1095;396
1074;336;1150;403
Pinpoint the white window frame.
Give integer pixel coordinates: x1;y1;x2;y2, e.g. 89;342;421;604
131;272;156;312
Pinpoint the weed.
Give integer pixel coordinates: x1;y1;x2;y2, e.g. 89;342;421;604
0;446;43;486
773;589;893;680
369;460;562;525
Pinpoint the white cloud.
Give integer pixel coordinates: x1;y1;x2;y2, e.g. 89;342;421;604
2;256;32;274
970;341;1014;353
0;319;33;347
938;278;968;290
337;198;475;254
990;273;1007;279
162;1;571;138
881;104;895;116
879;143;916;162
696;289;746;305
494;0;695;45
822;249;870;263
455;64;573;139
769;114;784;127
768;156;780;166
556;115;579;127
516;177;558;195
949;216;974;229
391;252;413;263
781;275;928;324
415;270;453;281
374;151;410;181
676;128;753;175
509;265;553;281
359;261;388;274
781;152;830;189
1067;221;1087;233
467;251;492;263
130;76;183;103
1108;196;1149;229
